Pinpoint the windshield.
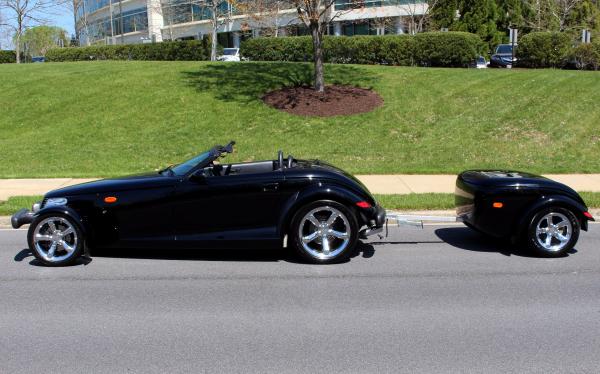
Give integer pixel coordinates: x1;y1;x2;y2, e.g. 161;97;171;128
223;49;238;56
169;151;212;176
496;45;513;54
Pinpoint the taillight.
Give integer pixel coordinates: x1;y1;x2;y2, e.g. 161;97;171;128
583;211;594;220
356;201;372;209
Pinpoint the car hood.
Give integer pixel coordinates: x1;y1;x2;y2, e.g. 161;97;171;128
45;172;175;198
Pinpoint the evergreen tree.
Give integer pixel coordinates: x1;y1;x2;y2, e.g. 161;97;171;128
454;0;504;49
430;0;460;30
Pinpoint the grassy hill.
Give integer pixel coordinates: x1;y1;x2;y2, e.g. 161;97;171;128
1;61;599;178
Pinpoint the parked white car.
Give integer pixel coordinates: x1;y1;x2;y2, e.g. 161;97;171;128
217;48;241;62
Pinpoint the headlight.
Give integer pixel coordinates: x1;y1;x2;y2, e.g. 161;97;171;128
32;202;42;213
45;197;68;207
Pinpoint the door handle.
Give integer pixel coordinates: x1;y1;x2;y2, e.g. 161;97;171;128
262;183;279;192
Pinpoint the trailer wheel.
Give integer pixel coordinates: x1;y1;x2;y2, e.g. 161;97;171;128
526;207;580;257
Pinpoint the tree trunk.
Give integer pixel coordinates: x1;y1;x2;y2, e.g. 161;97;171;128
311;22;324;92
15;33;21;64
211;9;218;62
211;23;218;61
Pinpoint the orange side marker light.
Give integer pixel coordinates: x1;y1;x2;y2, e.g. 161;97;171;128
492;202;503;208
104;196;118;203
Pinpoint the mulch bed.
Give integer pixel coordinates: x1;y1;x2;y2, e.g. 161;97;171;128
262;85;384;117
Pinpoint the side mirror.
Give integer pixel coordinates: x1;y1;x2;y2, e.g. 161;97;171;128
189;169;207;183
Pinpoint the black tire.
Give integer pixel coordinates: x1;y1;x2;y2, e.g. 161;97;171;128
28;213;84;266
525;206;580;257
289;200;359;264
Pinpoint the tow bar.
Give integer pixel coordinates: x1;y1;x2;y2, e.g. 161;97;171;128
373;212;464;239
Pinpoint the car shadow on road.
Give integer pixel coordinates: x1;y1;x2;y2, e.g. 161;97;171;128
434;226;577;258
14;248;93;266
60;241;377;265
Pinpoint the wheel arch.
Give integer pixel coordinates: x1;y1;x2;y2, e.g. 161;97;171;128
278;184;365;239
34;206;89;239
514;195;589;239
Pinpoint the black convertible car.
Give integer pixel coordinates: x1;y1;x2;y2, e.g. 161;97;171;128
12;142;594;266
12;142;385;266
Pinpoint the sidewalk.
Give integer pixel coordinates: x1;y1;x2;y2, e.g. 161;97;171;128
2;174;600;200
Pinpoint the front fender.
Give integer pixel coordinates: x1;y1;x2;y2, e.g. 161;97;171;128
277;184;367;237
515;195;590;237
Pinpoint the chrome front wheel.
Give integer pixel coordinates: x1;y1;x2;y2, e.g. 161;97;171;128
28;215;83;266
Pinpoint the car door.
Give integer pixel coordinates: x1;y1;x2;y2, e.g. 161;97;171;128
172;167;285;247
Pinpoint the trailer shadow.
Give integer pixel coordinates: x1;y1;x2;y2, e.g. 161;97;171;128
434;226;577;258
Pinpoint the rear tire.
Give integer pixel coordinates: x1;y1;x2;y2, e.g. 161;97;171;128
28;213;84;266
289;200;358;264
525;207;580;257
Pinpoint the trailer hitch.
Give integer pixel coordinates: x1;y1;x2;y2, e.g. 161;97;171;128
383;212;463;238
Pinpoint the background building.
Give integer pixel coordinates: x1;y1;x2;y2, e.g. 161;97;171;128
75;0;427;47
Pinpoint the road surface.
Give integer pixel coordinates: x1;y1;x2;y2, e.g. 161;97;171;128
1;224;599;373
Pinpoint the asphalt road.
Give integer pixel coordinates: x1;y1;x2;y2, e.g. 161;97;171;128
1;224;600;374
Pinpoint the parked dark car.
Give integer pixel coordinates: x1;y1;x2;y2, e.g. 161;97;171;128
456;171;594;257
12;142;385;266
31;56;45;63
490;44;516;68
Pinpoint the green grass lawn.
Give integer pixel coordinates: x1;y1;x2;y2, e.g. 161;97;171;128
3;192;600;216
1;61;599;178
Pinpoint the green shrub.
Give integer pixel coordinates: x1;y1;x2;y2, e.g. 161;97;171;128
412;32;485;67
45;40;212;62
570;42;600;70
517;32;572;68
241;32;483;67
0;50;16;64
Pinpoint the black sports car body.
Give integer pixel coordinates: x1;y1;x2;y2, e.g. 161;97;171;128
12;142;385;266
12;142;594;266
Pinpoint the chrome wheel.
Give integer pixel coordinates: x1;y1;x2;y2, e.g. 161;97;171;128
535;212;572;252
33;217;78;263
298;206;350;260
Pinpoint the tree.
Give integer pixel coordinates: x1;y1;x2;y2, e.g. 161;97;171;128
199;0;234;60
400;0;440;34
454;0;503;48
0;0;64;63
290;0;346;92
18;24;66;56
237;0;293;37
430;0;459;29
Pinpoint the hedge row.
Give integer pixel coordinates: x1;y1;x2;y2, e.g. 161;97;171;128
517;32;573;68
46;40;213;62
241;32;486;67
571;43;600;70
0;50;16;64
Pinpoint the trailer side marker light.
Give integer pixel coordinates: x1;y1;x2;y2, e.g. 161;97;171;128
104;196;118;203
356;201;372;208
493;202;503;208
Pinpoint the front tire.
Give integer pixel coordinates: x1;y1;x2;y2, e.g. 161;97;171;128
289;200;358;264
28;213;84;266
526;207;580;257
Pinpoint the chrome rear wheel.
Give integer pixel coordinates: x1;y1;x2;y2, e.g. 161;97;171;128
535;212;572;252
527;207;580;257
292;202;357;263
